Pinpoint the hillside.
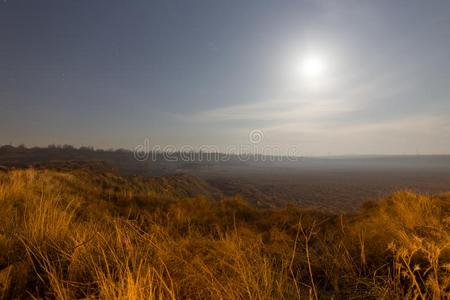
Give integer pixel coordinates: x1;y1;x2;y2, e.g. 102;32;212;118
1;168;450;299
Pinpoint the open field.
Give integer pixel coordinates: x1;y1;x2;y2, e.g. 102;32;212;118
201;166;450;212
2;146;450;212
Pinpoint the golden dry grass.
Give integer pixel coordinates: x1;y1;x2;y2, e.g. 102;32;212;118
0;168;449;299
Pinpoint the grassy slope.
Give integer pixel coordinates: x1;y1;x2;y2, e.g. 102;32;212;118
0;168;449;299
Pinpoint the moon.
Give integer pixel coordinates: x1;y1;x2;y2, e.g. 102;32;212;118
301;55;326;79
284;51;331;90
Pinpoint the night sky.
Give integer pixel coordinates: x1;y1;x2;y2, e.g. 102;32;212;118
1;0;450;155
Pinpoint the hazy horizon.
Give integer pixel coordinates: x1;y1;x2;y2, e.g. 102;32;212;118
1;0;450;155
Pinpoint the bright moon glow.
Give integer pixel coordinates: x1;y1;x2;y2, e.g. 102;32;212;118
301;55;326;79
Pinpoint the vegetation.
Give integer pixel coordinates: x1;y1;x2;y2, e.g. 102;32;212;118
1;168;450;299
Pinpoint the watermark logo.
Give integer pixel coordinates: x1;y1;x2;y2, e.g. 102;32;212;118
133;129;301;163
134;138;151;162
248;129;264;144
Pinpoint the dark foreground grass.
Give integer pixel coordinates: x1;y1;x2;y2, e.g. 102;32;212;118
1;168;449;299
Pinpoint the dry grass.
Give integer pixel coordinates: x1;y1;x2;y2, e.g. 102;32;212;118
0;168;450;299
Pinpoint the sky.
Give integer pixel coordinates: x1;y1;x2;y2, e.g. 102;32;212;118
1;0;450;155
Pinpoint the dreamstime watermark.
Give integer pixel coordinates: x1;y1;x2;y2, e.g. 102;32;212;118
133;129;301;163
